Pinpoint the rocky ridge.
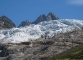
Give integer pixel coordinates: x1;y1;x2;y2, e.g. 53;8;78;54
19;12;59;27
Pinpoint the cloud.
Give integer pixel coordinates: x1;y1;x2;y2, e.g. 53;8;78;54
67;0;83;6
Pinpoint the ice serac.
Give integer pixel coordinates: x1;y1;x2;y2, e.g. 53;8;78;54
0;19;83;43
0;16;16;29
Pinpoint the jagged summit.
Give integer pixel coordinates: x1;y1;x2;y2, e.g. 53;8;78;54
19;12;59;27
33;12;59;24
18;20;31;27
0;16;16;29
47;12;59;20
33;14;47;24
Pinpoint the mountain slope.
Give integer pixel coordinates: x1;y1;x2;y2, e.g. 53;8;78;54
49;44;83;60
0;19;83;43
0;28;83;60
0;16;16;29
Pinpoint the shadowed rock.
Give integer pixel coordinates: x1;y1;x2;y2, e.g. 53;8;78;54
19;12;59;27
0;16;16;29
18;20;31;27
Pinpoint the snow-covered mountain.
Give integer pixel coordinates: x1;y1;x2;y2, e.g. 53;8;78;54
0;19;83;43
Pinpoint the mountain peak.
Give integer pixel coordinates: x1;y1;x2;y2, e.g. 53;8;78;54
33;14;47;24
33;12;59;24
18;20;31;27
48;12;54;15
47;12;59;20
19;12;59;27
1;15;7;18
0;16;16;29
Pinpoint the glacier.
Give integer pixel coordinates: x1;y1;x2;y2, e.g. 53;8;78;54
0;19;83;43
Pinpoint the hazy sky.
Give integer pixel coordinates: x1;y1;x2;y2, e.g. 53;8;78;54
0;0;83;26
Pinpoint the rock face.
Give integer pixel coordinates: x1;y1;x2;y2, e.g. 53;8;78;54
0;16;16;29
33;12;59;24
47;12;59;20
33;14;47;24
18;20;31;27
19;12;59;27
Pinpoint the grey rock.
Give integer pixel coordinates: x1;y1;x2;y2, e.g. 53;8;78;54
33;14;47;24
47;12;59;20
18;20;31;27
33;12;59;24
19;12;59;27
0;16;16;30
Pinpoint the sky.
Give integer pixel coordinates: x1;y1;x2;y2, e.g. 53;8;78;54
0;0;83;26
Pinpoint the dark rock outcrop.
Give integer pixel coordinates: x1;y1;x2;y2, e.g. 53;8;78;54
33;12;59;24
18;20;31;27
19;12;59;27
33;14;47;24
0;16;16;29
47;12;59;20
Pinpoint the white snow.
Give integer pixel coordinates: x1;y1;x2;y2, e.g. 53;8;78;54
0;19;83;43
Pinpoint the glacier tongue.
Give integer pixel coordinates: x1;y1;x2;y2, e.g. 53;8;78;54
0;19;83;43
